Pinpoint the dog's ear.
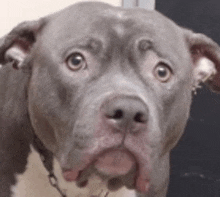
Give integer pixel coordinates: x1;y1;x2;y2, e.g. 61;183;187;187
184;29;220;93
0;19;45;69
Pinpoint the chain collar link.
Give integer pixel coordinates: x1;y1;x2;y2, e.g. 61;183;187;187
33;134;110;197
33;134;67;197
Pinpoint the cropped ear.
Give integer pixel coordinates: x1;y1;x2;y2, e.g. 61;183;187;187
184;29;220;93
0;19;45;69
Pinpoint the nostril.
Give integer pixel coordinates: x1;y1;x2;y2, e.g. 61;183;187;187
101;96;148;133
134;112;147;123
109;109;124;120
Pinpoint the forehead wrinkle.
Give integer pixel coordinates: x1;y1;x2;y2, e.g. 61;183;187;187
57;37;103;54
98;9;135;39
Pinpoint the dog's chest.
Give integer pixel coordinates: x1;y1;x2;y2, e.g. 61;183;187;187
11;146;136;197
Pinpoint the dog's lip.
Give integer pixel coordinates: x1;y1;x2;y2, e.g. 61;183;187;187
61;148;136;181
94;149;136;176
61;148;150;193
62;168;80;182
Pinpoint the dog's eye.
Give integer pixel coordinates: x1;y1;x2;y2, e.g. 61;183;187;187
66;53;86;71
154;63;172;82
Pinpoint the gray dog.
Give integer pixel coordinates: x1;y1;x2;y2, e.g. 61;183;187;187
1;2;220;197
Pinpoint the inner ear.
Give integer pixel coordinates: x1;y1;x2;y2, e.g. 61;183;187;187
193;56;217;86
0;19;45;69
5;42;30;69
191;48;217;87
184;29;220;92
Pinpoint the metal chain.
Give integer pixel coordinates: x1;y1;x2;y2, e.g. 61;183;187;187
33;134;67;197
49;173;67;197
41;153;110;197
40;152;67;197
34;134;111;197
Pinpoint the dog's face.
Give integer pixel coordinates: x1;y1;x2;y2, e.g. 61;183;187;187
1;2;220;196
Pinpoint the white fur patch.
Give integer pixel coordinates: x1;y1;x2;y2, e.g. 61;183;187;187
11;146;136;197
194;57;217;83
5;45;27;66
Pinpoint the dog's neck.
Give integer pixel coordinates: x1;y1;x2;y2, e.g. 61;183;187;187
32;134;110;197
13;136;135;197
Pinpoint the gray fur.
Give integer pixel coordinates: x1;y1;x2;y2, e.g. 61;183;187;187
1;2;220;197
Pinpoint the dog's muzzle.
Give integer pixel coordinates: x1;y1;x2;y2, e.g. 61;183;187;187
61;95;150;193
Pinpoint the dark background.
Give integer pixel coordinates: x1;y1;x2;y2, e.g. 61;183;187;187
156;1;220;196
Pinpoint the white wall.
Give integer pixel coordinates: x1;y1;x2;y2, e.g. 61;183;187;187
0;0;121;37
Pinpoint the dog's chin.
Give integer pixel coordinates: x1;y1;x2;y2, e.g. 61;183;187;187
61;149;150;193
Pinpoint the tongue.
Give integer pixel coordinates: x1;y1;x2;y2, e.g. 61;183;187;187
94;150;135;176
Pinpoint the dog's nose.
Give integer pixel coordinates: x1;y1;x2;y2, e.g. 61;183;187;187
101;96;148;134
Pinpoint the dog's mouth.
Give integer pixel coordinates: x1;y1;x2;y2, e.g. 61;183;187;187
62;149;149;193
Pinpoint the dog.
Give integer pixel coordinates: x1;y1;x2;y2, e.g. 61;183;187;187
1;2;220;197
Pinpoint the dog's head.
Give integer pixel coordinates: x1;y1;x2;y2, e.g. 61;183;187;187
1;2;220;196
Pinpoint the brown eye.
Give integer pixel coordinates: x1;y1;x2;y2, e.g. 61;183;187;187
154;63;172;82
66;53;86;71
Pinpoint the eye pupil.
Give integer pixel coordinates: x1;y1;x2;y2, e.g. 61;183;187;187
71;55;82;66
157;67;167;77
154;63;172;82
66;53;86;71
